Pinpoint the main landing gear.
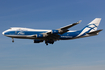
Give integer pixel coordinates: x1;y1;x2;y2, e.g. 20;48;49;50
45;41;54;45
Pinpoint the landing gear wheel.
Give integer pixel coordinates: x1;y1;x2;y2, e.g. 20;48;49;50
12;38;14;43
46;43;48;45
45;41;48;45
51;41;54;44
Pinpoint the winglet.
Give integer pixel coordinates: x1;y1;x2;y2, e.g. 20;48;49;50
77;20;82;24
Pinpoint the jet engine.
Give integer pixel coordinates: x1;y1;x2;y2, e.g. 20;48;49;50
35;34;44;38
51;30;59;34
34;39;43;43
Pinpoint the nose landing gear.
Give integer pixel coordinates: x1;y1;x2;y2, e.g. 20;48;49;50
12;38;14;42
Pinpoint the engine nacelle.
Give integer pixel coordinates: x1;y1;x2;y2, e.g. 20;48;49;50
51;30;59;34
36;34;43;38
34;39;43;43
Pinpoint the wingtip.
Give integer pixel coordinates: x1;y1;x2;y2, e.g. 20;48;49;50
77;20;82;24
99;29;103;31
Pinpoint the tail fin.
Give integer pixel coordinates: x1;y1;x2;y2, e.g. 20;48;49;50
87;18;101;31
77;18;101;37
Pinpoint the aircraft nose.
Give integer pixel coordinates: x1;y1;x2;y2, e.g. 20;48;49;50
2;29;11;35
2;31;5;35
2;30;7;35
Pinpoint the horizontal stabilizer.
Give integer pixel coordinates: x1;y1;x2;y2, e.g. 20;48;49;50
87;29;103;35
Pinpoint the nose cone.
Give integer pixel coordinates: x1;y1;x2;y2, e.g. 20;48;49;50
2;29;11;36
2;30;7;35
2;31;5;35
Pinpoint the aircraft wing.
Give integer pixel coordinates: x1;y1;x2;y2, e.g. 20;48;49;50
31;20;82;38
46;20;82;35
58;20;82;30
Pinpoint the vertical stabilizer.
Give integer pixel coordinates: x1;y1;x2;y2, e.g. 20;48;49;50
88;18;101;31
77;18;101;37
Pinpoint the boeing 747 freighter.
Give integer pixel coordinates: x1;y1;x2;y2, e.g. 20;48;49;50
2;18;102;45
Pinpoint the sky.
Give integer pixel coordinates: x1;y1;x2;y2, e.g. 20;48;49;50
0;0;105;70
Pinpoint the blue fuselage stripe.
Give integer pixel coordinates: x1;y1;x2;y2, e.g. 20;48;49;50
4;30;82;40
4;31;47;35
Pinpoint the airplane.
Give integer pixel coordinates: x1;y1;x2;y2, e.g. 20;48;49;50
2;18;102;45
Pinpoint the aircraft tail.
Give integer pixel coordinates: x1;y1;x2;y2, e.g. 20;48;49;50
77;18;102;37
